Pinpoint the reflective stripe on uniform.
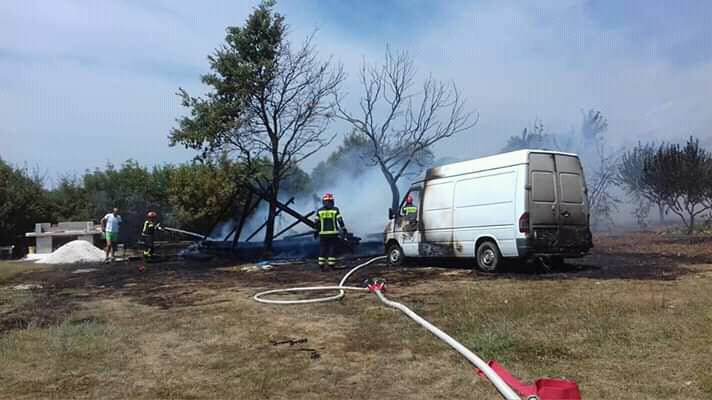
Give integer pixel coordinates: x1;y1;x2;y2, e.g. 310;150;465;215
317;208;341;235
143;220;157;235
403;206;417;215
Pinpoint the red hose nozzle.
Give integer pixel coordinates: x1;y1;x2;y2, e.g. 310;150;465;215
367;279;386;293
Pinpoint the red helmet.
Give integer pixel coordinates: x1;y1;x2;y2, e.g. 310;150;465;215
322;192;334;202
406;195;413;205
147;211;158;220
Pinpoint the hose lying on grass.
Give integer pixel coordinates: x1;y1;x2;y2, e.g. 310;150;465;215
253;256;522;400
253;256;382;304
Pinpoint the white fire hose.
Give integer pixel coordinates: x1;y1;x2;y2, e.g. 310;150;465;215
253;256;522;400
162;227;206;240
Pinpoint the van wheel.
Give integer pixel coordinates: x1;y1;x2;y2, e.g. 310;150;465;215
386;243;405;266
476;240;501;272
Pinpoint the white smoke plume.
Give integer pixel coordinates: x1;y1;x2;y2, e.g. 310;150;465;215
211;166;414;243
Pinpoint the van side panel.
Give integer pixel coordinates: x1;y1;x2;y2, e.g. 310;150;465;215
452;170;519;257
421;180;455;245
513;164;528;255
385;150;592;263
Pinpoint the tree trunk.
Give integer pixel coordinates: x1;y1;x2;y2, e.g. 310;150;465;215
263;174;280;254
388;178;400;212
688;213;695;235
379;165;400;211
657;201;665;224
264;200;276;253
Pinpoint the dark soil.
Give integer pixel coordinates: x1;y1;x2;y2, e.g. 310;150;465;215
1;232;706;335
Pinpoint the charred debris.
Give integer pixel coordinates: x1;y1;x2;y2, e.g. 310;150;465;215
196;181;382;259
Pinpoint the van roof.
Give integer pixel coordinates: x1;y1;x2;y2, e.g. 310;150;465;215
419;149;580;182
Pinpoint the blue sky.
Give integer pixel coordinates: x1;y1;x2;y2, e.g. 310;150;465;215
1;0;711;183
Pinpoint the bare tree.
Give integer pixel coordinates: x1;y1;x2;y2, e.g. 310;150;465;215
573;109;620;228
581;109;608;144
170;2;344;251
501;120;551;152
587;140;621;227
336;49;478;210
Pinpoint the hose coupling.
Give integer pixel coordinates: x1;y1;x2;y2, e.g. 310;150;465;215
367;278;386;293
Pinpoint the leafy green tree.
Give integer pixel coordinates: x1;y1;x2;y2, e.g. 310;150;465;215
0;158;52;248
82;160;173;244
168;158;248;235
168;155;311;238
641;137;712;234
49;175;90;221
618;142;666;224
170;1;344;251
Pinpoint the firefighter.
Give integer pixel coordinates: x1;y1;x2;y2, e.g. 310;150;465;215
315;192;346;271
402;195;417;220
141;211;163;260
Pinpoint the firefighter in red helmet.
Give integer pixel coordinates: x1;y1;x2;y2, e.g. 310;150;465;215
141;211;163;261
314;192;346;271
402;195;417;215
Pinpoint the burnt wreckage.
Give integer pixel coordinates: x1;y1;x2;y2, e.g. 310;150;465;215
200;182;373;258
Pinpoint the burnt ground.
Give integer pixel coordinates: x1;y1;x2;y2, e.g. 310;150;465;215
1;231;706;334
2;231;712;399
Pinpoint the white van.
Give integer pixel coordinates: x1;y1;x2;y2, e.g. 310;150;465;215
384;149;593;271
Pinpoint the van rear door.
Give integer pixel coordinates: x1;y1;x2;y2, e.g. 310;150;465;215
555;155;592;252
528;153;592;254
528;153;559;251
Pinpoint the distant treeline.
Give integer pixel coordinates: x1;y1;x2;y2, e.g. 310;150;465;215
0;133;374;252
0;157;302;251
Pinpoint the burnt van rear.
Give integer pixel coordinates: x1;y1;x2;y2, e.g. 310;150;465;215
518;152;593;258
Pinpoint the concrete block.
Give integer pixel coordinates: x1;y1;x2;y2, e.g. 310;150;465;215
36;223;51;233
36;237;53;254
78;235;94;244
58;221;89;230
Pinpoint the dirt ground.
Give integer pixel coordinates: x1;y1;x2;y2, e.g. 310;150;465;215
1;232;711;399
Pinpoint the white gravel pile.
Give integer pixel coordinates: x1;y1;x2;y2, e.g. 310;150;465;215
35;240;105;264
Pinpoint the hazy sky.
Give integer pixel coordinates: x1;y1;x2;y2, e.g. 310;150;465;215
2;0;711;183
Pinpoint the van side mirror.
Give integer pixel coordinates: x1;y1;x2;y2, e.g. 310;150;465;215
388;208;395;220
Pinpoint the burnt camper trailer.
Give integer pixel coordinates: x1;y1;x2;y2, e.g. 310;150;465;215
384;149;593;271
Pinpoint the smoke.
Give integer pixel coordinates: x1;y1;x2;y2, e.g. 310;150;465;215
289;165;406;238
219;165;413;243
532;113;641;230
217;107;647;242
308;167;402;236
208;218;238;241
